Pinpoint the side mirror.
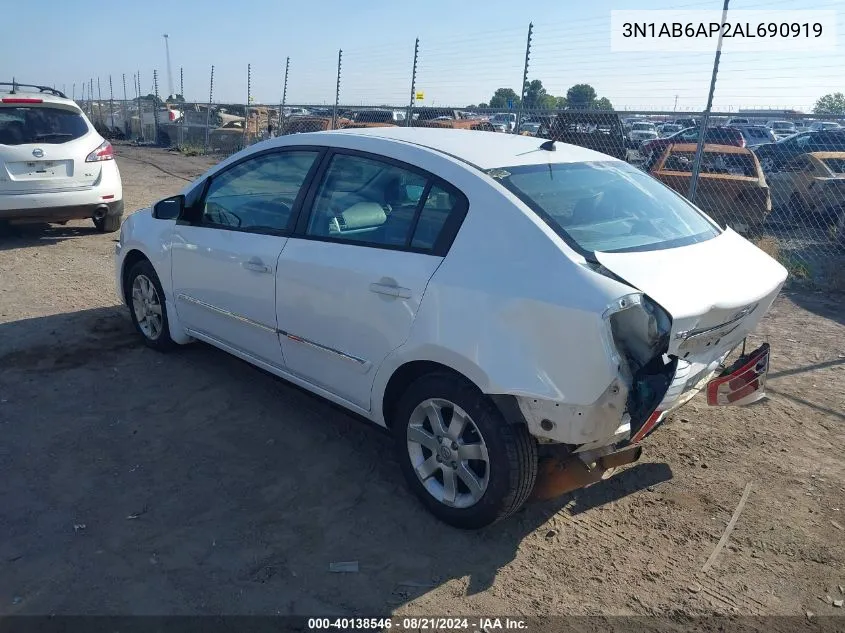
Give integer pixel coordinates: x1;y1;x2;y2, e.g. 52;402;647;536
152;195;184;220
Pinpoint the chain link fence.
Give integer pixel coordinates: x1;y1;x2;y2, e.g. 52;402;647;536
71;0;845;289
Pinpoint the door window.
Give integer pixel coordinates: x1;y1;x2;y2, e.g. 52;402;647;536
304;153;465;253
202;150;319;232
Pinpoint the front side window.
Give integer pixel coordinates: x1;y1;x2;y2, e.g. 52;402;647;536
489;161;719;254
202;150;318;232
0;106;89;145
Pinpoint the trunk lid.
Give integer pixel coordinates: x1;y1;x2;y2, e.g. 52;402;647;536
595;229;787;362
0;102;102;194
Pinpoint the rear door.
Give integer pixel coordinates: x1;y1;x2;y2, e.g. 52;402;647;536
275;150;468;410
0;100;101;193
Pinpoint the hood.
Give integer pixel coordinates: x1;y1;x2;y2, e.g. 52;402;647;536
595;229;787;358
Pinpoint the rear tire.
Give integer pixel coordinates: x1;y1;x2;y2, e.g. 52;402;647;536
94;212;122;233
392;373;537;529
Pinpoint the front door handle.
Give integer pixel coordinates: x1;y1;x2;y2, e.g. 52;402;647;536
369;282;411;299
242;258;272;274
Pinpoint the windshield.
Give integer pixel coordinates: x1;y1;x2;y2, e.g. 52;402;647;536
632;123;654;131
0;106;89;145
771;122;795;130
488;161;720;254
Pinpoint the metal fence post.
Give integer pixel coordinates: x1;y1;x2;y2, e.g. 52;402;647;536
280;57;289;133
136;71;144;142
243;63;251;148
122;74;129;138
406;38;419;127
89;78;94;119
109;75;115;131
204;65;214;153
97;77;103;126
153;70;161;145
516;22;533;134
333;49;342;129
179;66;184;147
688;0;729;203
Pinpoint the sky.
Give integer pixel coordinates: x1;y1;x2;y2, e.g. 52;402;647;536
2;0;843;113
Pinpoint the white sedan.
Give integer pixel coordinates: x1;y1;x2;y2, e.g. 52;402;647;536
115;128;787;528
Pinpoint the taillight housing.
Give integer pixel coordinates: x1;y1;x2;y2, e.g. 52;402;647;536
85;140;114;162
2;97;43;103
168;110;175;121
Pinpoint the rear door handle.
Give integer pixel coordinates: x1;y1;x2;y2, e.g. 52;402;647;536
369;282;411;299
242;258;272;274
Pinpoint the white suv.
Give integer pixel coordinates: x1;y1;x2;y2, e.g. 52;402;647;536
0;82;123;231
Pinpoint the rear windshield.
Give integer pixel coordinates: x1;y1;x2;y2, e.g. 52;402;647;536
632;123;654;130
0;106;89;145
488;161;720;254
771;122;795;130
662;150;758;177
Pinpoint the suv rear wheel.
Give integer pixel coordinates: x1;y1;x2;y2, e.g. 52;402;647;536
392;373;537;529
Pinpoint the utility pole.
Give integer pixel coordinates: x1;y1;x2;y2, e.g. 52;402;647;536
163;34;175;98
406;38;419;127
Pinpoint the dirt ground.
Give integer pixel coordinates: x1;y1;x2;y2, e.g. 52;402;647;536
0;146;843;625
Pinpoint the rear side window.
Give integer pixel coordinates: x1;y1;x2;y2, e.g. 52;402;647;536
304;152;466;253
0;106;89;145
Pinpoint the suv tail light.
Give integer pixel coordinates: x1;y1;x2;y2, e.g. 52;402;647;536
85;140;114;162
168;110;175;121
2;97;43;103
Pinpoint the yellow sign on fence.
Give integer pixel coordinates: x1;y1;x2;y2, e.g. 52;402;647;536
415;91;425;101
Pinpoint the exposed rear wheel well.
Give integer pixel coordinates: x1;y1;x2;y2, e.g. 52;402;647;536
121;250;151;305
382;361;475;428
382;361;525;429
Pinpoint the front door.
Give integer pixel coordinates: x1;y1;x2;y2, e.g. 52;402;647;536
170;148;321;367
276;150;467;409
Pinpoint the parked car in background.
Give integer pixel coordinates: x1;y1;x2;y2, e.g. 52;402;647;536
115;127;786;528
518;121;541;136
649;143;770;235
768;120;796;140
0;82;123;231
767;151;845;225
752;130;845;172
538;111;627;160
727;117;750;126
627;121;658;148
673;117;698;128
808;121;842;132
659;123;684;137
489;113;517;133
641;126;745;167
734;124;777;148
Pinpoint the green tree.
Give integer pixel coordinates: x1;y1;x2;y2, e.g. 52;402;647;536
523;79;548;109
478;102;489;108
554;96;568;109
489;88;521;109
593;96;614;110
813;92;845;115
566;84;597;109
167;94;186;103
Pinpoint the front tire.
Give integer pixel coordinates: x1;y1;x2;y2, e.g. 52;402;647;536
392;373;537;529
126;259;175;351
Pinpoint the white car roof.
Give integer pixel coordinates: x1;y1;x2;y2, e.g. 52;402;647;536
323;127;615;169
